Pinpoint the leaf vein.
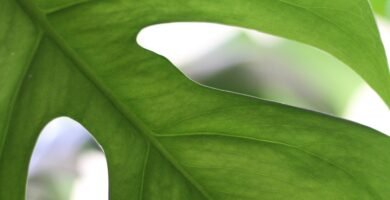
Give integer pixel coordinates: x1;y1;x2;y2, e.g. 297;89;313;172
138;142;150;200
155;131;379;198
0;32;43;158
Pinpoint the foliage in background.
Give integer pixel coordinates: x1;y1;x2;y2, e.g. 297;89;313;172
184;33;363;115
1;0;390;199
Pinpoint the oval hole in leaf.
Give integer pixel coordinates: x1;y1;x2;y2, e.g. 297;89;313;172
136;22;390;133
26;117;108;200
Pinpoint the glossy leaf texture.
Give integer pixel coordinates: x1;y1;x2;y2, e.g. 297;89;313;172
1;0;390;199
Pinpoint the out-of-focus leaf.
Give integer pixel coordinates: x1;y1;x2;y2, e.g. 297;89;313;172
1;0;390;199
370;0;390;17
185;33;363;115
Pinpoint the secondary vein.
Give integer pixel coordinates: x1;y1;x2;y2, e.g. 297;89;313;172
0;31;43;159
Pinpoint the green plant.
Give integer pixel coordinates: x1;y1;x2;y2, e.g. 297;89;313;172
1;0;390;199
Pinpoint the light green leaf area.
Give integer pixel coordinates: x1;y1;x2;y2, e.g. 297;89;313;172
1;0;390;199
370;0;389;16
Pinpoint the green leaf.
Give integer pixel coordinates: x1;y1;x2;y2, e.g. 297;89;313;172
370;0;389;16
1;0;390;199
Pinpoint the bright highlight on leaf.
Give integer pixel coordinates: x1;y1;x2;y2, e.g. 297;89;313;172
1;0;389;199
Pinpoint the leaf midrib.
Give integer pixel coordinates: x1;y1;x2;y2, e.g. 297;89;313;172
16;0;214;199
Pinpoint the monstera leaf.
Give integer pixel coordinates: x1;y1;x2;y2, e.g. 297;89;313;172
1;0;390;199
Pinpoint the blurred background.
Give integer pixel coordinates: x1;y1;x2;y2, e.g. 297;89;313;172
26;2;390;199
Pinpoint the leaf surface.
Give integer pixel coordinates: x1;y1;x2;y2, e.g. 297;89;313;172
1;0;390;199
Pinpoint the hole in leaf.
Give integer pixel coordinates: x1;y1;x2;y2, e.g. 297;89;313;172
26;117;108;200
136;22;390;134
136;22;365;115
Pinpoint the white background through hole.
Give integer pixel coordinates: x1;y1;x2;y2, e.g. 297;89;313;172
27;117;108;200
138;22;390;134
